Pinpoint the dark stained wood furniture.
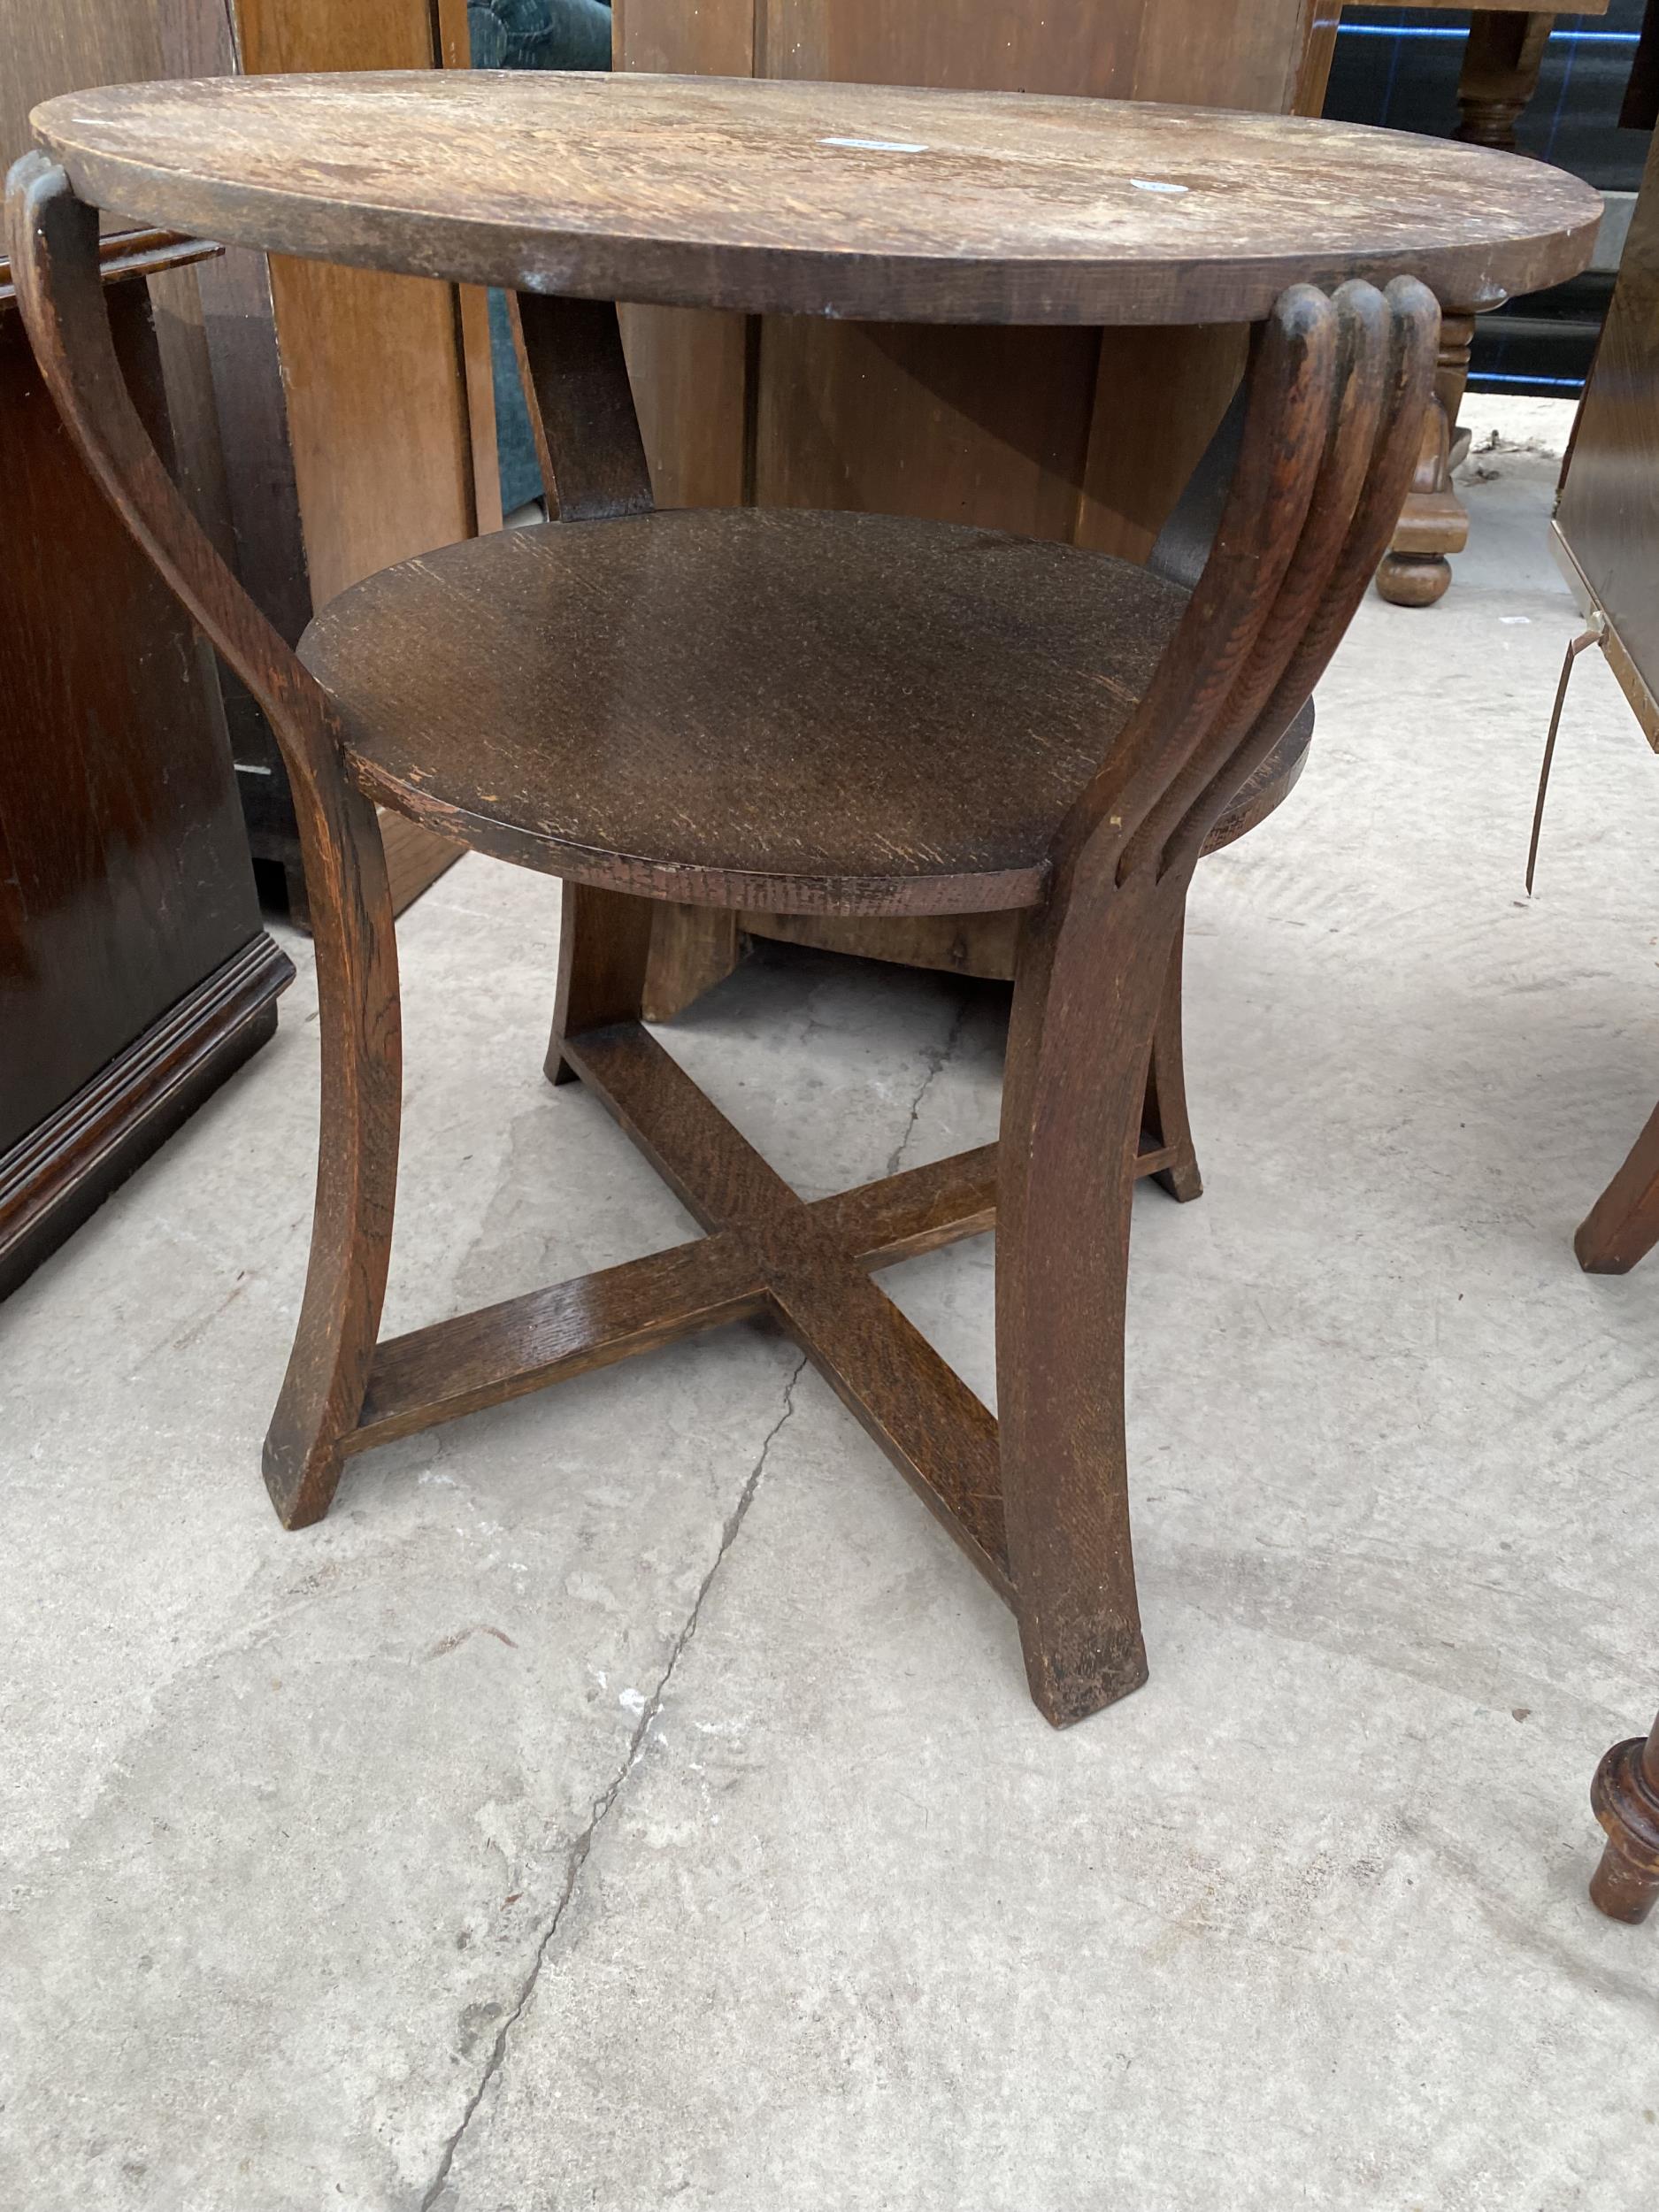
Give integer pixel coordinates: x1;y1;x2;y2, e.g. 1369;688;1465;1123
0;2;290;1299
1452;9;1576;154
612;0;1343;551
1554;119;1659;1273
612;0;1344;1019
0;227;291;1296
1;0;501;926
1348;0;1614;608
1591;1707;1659;1921
152;0;504;925
8;72;1595;1724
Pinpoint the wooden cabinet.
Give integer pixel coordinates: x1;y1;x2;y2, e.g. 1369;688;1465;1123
1553;120;1659;1275
0;233;291;1296
0;0;293;1297
0;0;510;1289
1555;118;1659;751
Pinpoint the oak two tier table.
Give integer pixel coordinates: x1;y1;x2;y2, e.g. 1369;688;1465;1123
5;73;1597;1725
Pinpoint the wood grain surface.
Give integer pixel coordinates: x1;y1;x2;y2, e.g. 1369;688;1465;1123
0;211;289;1295
31;72;1601;324
300;506;1188;913
1557;120;1659;751
611;0;1335;1010
1556;127;1659;1277
0;0;161;191
1589;1713;1659;1924
5;146;1448;1718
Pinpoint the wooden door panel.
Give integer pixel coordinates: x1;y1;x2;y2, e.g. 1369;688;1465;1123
754;320;1102;541
759;0;1140;94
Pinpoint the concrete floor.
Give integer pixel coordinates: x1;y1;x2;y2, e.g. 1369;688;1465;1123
4;403;1659;2209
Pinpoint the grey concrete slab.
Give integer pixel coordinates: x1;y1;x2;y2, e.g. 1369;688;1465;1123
4;423;1658;2210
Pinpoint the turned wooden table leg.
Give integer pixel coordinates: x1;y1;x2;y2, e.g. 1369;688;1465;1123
1376;312;1474;608
1590;1711;1659;1923
1455;11;1556;153
1378;16;1553;609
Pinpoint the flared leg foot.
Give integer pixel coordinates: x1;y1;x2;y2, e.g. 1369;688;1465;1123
261;1431;349;1532
1375;549;1451;608
1576;1099;1659;1275
262;784;402;1527
1590;1836;1659;1925
997;879;1183;1726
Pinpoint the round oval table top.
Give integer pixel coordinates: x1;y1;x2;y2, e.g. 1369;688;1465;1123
31;71;1601;326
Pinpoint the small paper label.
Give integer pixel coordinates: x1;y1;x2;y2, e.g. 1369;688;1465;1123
821;135;928;154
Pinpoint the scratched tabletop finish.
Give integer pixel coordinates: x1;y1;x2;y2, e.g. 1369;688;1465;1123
29;73;1601;324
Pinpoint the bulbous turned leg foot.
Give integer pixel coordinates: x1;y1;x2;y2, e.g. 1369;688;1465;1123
1377;313;1473;609
1376;549;1452;608
1589;1722;1659;1924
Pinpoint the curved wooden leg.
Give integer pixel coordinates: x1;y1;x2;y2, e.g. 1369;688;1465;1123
1576;1097;1659;1274
1376;313;1473;609
1143;911;1203;1203
545;881;657;1085
262;781;401;1529
1590;1714;1659;1924
996;872;1186;1726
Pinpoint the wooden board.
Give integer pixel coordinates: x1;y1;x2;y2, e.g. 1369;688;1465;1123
741;0;1344;542
227;3;486;602
32;73;1601;326
1351;0;1607;11
611;0;753;506
0;234;289;1293
150;0;502;921
1555;120;1659;749
756;0;1342;110
0;0;162;183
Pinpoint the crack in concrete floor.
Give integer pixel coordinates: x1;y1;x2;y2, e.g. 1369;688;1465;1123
418;1354;809;2210
886;995;974;1179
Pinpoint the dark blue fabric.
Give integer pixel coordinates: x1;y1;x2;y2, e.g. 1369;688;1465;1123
474;0;613;509
469;0;612;73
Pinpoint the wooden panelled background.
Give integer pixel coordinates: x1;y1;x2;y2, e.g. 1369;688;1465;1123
0;0;164;204
149;0;501;918
614;0;1340;560
1556;115;1659;742
196;0;495;611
